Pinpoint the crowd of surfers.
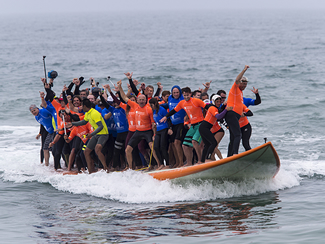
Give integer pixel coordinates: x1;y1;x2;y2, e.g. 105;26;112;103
30;65;261;173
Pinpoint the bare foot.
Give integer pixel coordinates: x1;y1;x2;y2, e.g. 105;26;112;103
157;165;164;170
122;167;129;172
182;162;192;167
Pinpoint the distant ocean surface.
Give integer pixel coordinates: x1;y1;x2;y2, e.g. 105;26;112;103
1;9;325;243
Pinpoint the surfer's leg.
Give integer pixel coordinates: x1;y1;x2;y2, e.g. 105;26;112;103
182;144;193;167
160;129;170;168
153;133;163;167
43;149;50;166
84;147;95;173
125;145;134;169
213;130;224;159
95;135;109;171
225;111;241;155
241;123;252;151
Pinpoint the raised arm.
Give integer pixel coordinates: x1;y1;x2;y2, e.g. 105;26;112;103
252;87;261;105
40;91;47;108
117;80;129;103
124;72;140;96
235;65;250;85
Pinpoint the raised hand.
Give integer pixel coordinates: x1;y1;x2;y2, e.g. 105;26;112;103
90;77;96;87
39;91;45;98
251;87;259;94
62;85;68;92
73;78;80;86
244;65;250;71
41;78;46;84
203;80;212;90
124;72;133;80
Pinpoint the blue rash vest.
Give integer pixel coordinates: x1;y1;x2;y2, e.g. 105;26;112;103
168;85;186;125
44;101;58;130
153;106;168;132
243;97;256;108
35;108;54;134
102;108;117;137
108;106;129;133
95;105;102;113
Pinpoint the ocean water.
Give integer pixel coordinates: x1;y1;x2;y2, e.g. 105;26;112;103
1;9;325;243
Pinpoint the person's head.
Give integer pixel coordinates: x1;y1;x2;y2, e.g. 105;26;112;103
149;98;159;113
29;104;39;116
69;113;80;122
161;90;170;102
239;76;248;91
201;92;209;101
73;95;82;107
145;85;154;98
211;94;222;107
82;98;92;112
192;90;201;99
80;90;88;99
58;109;70;122
172;87;180;99
128;94;137;103
217;89;227;103
182;87;192;101
137;94;147;107
58;97;65;107
87;94;95;103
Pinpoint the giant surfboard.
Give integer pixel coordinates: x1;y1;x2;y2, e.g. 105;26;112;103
147;142;280;181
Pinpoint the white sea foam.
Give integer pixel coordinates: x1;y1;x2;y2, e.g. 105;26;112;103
0;126;322;203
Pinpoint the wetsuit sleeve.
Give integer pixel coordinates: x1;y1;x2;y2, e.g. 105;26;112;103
66;82;74;97
244;110;253;117
167;118;172;128
62;92;68;105
254;93;261;105
72;120;88;126
117;91;127;104
165;109;177;118
100;95;111;109
110;92;121;105
74;84;80;95
45;87;55;102
129;78;139;96
154;87;161;97
215;109;227;120
91;121;104;136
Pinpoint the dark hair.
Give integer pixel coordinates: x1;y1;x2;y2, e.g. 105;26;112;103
192;90;201;97
182;87;191;94
82;98;92;108
69;113;80;122
162;90;171;97
217;90;226;95
149;98;159;114
201;92;208;98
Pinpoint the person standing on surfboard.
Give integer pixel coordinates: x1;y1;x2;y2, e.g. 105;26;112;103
160;87;210;167
30;92;55;167
198;95;232;164
70;98;109;173
225;65;250;156
117;80;161;171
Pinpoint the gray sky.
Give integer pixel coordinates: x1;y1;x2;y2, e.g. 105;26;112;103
1;0;324;14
